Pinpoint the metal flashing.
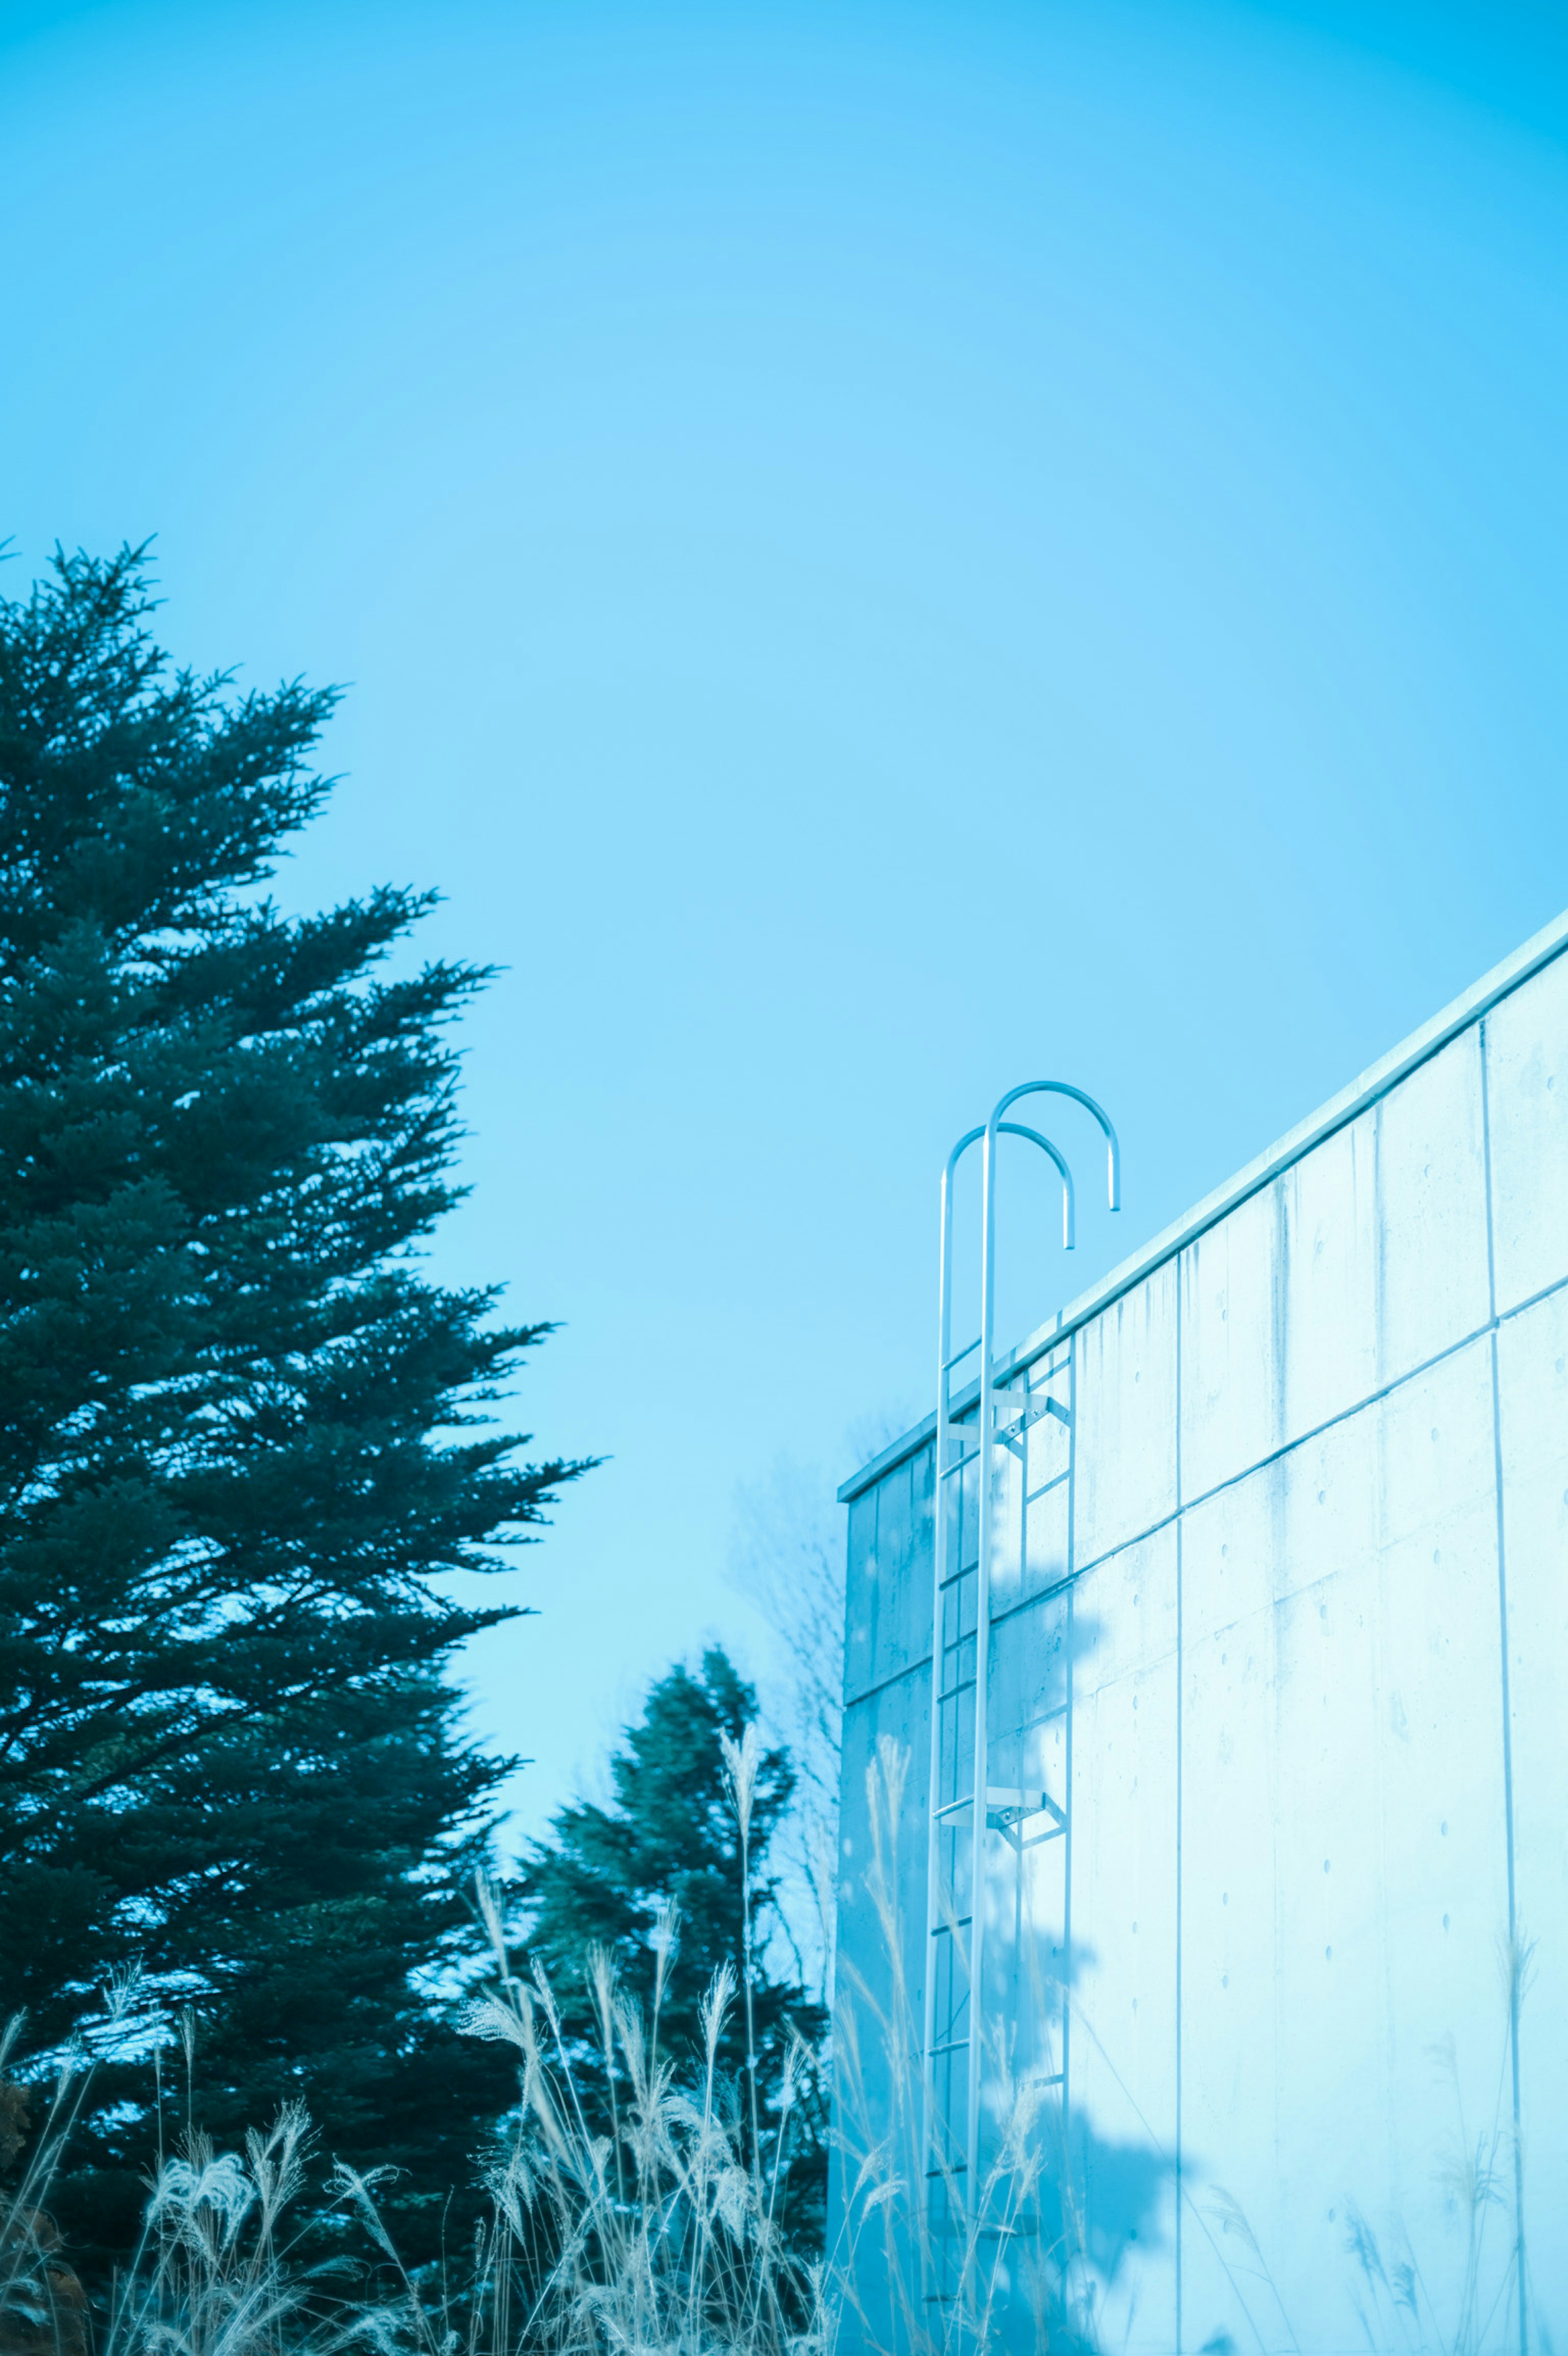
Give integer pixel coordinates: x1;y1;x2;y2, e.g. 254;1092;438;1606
837;902;1568;1506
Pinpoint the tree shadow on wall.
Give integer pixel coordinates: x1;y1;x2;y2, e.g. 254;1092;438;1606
986;1914;1174;2353
831;1734;1179;2356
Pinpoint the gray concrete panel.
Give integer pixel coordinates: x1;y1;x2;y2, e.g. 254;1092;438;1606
991;1351;1072;1614
987;1587;1072;1774
1486;946;1568;1317
842;1485;881;1706
843;1442;935;1707
832;923;1568;2354
1067;1525;1180;2356
1075;1261;1179;1570
1178;1032;1490;1524
982;1586;1073;2139
1272;1110;1381;1447
1179;1180;1284;1504
1179;1346;1514;2354
831;1664;932;2350
1496;1286;1568;2346
1370;1027;1490;1387
1180;1109;1387;1505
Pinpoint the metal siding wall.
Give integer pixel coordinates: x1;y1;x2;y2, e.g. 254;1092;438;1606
831;944;1568;2355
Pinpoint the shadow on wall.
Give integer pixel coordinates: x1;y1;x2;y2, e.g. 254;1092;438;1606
830;1735;1176;2356
830;1737;1532;2356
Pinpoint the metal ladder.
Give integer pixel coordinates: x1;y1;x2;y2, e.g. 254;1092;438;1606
920;1082;1120;2293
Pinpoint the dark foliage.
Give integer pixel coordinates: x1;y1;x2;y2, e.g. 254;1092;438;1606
520;1648;828;2248
0;548;586;2276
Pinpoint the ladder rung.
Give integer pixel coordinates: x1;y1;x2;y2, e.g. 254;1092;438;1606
925;1111;1098;2229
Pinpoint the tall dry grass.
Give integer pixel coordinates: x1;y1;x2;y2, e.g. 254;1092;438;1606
3;1742;1535;2356
0;1741;1100;2356
4;1951;825;2356
828;1739;1092;2356
0;1735;830;2356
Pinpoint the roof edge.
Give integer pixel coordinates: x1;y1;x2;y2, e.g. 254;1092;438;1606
837;902;1568;1506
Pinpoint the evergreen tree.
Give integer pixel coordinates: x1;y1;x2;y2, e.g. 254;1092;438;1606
520;1648;828;2247
0;548;584;2270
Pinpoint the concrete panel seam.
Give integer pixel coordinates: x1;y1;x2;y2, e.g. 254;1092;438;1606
1481;1018;1530;2356
840;914;1568;1504
993;1274;1562;1613
842;1654;932;1713
1175;1226;1185;2356
842;1263;1568;1705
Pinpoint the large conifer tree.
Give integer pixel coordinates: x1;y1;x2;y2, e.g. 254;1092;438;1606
0;548;581;2266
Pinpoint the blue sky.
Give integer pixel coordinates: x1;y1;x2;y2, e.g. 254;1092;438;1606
4;0;1566;1833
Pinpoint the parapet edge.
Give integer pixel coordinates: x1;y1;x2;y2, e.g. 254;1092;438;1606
837;902;1568;1506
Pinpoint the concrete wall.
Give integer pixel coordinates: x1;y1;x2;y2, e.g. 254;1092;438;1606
831;921;1568;2356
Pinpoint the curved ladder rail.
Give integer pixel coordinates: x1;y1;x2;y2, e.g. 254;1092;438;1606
921;1084;1121;2287
968;1087;1119;2207
920;1116;1074;2266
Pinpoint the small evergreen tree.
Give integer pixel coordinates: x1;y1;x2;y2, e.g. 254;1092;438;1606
0;547;585;2271
519;1648;828;2248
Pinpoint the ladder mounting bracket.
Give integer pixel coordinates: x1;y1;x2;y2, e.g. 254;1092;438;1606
984;1786;1067;1835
